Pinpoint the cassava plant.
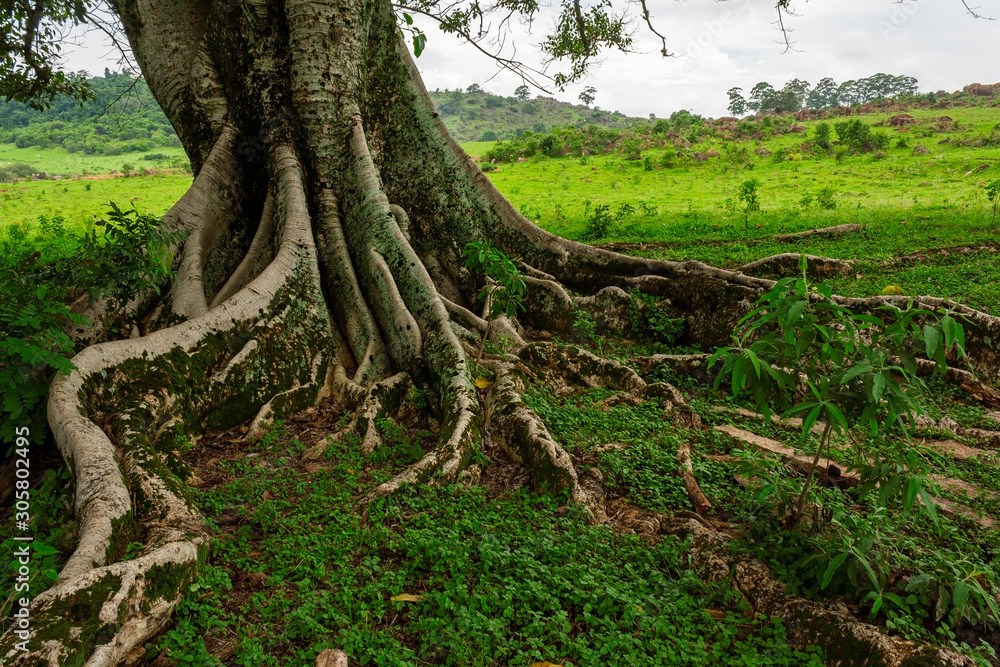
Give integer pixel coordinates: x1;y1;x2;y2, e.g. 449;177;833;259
462;241;526;358
708;255;968;529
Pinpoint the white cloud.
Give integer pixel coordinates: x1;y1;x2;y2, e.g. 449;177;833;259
61;0;1000;118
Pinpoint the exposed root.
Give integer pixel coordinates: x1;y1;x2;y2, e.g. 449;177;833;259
440;294;488;333
248;353;330;440
314;189;391;385
485;362;607;522
575;286;636;334
770;223;863;243
662;518;976;666
739;253;854;279
365;388;479;500
169;125;245;320
353;372;412;455
520;274;578;334
519;342;647;395
631;353;712;382
678;441;712;515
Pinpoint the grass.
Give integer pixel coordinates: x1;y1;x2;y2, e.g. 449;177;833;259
0;172;192;232
0;144;188;175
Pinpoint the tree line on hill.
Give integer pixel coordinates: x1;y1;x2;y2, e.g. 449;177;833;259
727;73;921;116
0;71;179;155
428;84;638;142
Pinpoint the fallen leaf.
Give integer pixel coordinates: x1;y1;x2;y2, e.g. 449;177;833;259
706;609;727;620
474;377;492;389
390;593;423;602
304;462;326;474
262;490;275;501
881;285;903;295
300;444;326;461
528;662;564;667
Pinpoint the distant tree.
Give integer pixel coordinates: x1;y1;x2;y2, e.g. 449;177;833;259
747;82;776;112
514;84;531;101
807;77;839;108
481;130;498;141
837;79;860;106
782;78;810;110
578;86;597;106
727;87;748;116
467;83;483;93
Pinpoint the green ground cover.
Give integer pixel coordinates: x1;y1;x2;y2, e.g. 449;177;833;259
147;418;824;666
0;172;192;232
0;144;188;176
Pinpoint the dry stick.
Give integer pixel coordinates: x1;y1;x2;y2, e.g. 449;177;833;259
789;422;834;529
677;441;712;515
476;289;493;361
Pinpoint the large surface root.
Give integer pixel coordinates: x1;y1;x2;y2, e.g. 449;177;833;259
0;143;338;665
668;518;977;666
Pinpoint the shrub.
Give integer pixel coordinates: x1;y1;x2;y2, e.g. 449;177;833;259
708;255;967;529
738;178;761;227
816;187;837;210
0;204;182;451
582;204;614;241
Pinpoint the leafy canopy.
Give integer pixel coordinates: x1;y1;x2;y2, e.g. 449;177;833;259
1;0;95;108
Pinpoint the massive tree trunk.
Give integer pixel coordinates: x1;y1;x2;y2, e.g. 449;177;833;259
4;0;1000;663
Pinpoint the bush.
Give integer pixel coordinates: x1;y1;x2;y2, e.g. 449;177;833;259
1;204;182;451
582;204;614;241
816;187;837;210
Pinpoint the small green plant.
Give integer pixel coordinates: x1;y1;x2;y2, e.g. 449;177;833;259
463;240;526;358
737;178;761;228
814;123;831;150
631;291;685;346
122;542;146;561
816;187;837;210
709;255;966;528
581;203;614;241
986;179;1000;224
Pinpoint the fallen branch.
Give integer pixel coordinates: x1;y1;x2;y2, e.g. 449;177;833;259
770;223;862;243
677;441;712;515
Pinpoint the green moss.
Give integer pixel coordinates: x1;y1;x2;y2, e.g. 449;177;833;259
16;573;123;666
144;562;193;604
105;511;140;564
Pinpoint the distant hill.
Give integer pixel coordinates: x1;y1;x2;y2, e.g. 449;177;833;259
427;89;646;142
0;72;179;156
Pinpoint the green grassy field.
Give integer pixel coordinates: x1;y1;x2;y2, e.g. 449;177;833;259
0;144;188;175
3;104;999;309
0;172;193;231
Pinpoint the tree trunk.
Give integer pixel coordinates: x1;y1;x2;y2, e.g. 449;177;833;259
4;0;1000;662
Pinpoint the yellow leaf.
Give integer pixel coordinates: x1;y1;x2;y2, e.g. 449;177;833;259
705;609;727;621
474;377;492;389
390;593;423;602
528;663;564;667
881;285;903;295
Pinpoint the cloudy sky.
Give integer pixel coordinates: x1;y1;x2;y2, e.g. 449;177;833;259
62;0;1000;118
